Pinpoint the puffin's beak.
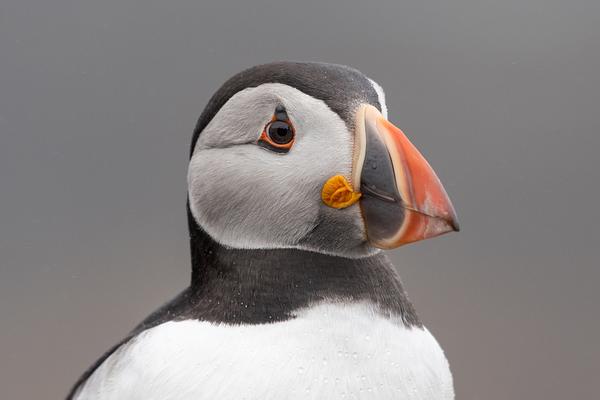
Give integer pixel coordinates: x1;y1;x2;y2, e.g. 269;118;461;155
352;104;459;249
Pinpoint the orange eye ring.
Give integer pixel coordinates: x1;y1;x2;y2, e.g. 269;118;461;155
258;112;295;153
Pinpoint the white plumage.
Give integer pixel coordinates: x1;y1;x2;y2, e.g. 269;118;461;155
74;302;453;400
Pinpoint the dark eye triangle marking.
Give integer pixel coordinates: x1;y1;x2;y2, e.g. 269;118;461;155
274;104;289;122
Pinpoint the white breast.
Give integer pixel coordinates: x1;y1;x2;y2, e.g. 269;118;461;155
74;302;454;400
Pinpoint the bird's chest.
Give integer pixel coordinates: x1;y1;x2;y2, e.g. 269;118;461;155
77;303;454;400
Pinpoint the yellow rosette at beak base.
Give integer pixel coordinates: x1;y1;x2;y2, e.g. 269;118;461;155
321;175;362;209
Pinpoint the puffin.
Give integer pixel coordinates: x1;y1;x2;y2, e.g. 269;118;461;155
68;61;460;400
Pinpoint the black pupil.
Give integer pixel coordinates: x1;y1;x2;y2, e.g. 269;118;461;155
268;121;293;144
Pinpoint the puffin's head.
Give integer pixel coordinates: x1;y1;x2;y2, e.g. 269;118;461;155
188;62;458;258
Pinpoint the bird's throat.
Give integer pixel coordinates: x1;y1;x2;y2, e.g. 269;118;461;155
187;209;421;326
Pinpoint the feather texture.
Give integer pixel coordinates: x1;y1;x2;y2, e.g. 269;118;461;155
74;302;453;400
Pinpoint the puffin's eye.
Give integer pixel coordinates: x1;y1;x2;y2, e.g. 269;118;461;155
267;121;294;144
258;106;295;153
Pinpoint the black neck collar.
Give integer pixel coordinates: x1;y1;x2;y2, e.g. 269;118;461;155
185;207;421;326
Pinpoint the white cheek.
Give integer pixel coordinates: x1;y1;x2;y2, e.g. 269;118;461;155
188;147;320;249
187;83;360;252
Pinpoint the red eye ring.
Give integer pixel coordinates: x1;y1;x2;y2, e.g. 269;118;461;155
258;115;295;153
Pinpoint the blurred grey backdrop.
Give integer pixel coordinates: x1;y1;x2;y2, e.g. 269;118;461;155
1;0;599;399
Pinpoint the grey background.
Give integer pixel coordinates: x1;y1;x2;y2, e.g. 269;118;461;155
1;0;598;399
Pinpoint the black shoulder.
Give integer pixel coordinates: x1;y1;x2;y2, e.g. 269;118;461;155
65;288;194;399
65;336;131;400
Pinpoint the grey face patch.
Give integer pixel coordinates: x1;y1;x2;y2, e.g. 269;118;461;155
187;62;386;256
188;83;372;256
190;61;382;156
